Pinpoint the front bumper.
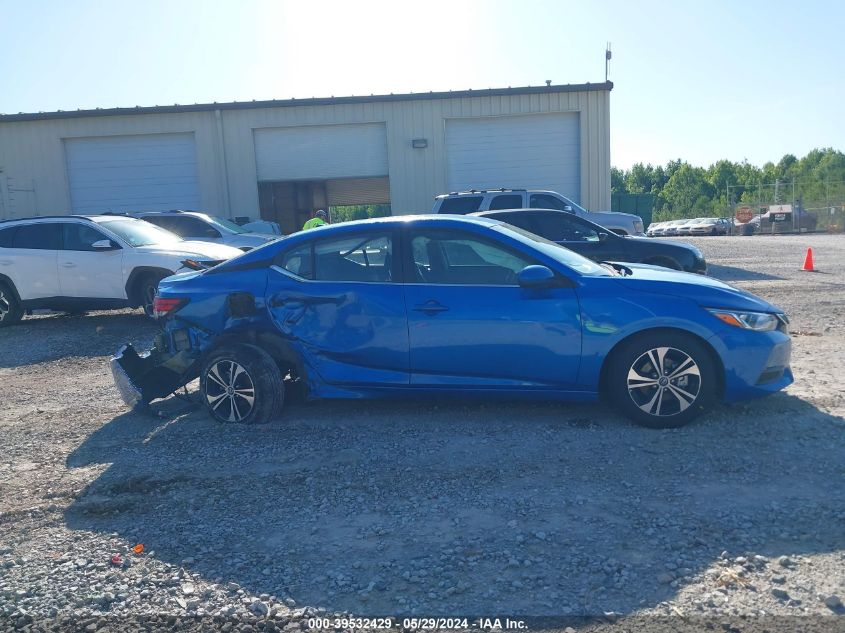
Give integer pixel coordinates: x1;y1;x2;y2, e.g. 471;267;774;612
708;328;793;402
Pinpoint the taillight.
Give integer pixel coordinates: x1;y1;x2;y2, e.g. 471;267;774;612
153;297;188;319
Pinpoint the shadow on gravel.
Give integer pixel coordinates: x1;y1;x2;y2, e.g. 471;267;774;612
64;393;845;617
0;311;157;368
706;264;784;282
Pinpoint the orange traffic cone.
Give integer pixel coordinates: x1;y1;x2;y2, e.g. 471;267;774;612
802;247;815;272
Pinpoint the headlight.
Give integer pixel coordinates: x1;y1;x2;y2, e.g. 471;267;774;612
634;220;644;233
706;309;781;332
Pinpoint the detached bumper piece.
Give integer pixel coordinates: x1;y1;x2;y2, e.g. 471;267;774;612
110;343;197;409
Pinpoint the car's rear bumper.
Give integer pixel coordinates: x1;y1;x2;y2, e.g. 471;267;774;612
110;343;197;408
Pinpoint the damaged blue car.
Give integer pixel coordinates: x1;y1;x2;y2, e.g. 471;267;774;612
111;215;793;429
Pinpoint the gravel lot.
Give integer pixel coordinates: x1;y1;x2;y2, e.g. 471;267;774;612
1;234;843;632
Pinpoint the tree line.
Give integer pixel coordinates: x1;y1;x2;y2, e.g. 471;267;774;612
612;148;845;221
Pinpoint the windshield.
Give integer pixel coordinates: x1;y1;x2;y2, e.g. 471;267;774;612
98;218;183;247
492;224;614;276
207;216;248;234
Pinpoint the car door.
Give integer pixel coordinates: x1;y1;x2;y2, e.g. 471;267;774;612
6;222;61;300
266;230;409;385
58;222;126;299
403;226;582;388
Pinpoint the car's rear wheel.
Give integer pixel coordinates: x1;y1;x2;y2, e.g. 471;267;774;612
200;344;285;424
0;282;23;327
607;332;717;428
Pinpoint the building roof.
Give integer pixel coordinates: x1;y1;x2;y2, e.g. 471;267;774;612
0;82;613;123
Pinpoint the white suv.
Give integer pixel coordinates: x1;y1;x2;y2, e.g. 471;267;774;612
432;189;645;236
0;215;243;326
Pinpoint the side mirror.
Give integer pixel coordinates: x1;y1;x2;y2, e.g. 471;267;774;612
562;205;574;213
598;232;609;242
92;239;116;250
518;265;556;289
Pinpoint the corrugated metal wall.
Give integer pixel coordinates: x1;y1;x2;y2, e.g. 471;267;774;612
0;87;611;219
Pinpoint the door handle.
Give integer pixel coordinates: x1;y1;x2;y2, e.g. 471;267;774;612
413;300;449;315
60;262;77;268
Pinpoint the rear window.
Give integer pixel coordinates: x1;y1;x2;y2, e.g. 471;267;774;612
0;226;18;248
437;196;483;215
12;223;61;249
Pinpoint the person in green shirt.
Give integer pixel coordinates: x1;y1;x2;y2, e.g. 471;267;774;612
302;209;328;230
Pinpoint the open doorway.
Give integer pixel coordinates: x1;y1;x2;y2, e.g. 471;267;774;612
257;176;389;233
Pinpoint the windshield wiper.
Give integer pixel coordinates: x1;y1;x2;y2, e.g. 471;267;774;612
601;261;632;277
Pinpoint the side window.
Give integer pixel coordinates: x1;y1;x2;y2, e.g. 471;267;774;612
534;214;599;242
0;226;18;248
438;196;483;215
529;193;570;211
410;232;533;285
62;223;111;251
278;243;313;280
12;223;61;249
488;194;523;210
314;234;392;282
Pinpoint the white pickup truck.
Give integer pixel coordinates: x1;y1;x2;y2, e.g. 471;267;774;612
432;189;645;236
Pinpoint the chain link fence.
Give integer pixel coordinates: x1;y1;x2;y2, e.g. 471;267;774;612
729;180;845;234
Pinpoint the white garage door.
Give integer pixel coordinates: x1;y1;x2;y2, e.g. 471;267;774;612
446;113;581;202
254;123;388;181
65;133;200;214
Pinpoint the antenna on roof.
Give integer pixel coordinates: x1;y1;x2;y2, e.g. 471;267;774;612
545;80;551;87
605;42;612;82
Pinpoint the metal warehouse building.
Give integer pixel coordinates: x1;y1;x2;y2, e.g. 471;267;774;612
0;82;611;233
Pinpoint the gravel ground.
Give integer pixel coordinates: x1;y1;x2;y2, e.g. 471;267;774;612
1;234;843;632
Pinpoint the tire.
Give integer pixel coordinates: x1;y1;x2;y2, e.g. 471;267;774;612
606;332;717;428
0;282;24;327
200;344;285;424
137;273;168;317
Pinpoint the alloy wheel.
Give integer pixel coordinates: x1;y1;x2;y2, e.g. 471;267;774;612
205;360;256;422
626;346;702;417
0;290;9;321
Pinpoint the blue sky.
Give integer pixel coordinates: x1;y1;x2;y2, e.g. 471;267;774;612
1;0;842;169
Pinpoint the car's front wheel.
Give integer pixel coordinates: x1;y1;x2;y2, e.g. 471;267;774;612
0;282;23;327
200;344;285;424
137;272;171;317
607;332;717;428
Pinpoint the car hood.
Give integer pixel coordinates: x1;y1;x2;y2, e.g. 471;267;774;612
136;241;243;260
226;232;278;248
612;263;781;312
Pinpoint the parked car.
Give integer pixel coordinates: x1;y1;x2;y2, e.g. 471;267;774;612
646;221;666;237
682;217;734;236
0;215;243;325
473;210;706;273
112;215;791;430
431;189;645;236
131;210;278;251
743;209;818;234
662;219;694;237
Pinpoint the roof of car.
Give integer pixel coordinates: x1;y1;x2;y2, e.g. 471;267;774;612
0;214;145;225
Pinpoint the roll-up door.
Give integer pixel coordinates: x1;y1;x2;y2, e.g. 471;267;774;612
65;133;200;213
445;113;580;202
254;123;388;182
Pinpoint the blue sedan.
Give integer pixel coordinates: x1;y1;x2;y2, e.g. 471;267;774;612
111;215;792;428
